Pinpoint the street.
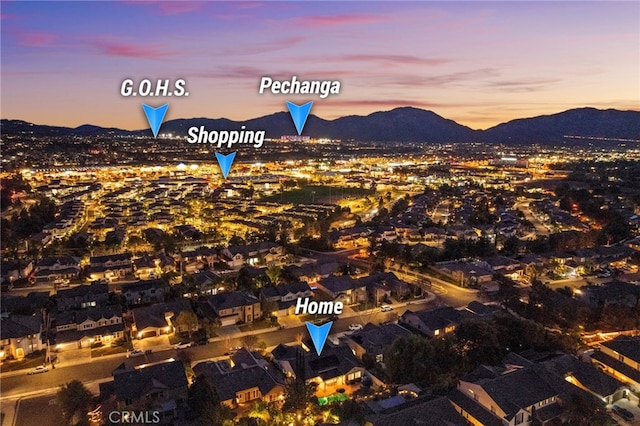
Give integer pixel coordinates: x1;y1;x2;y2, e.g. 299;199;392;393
514;199;550;236
0;300;435;401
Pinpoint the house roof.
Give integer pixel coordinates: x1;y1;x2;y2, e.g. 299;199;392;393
402;306;463;333
121;279;167;294
90;253;132;264
55;323;124;344
542;354;622;397
465;301;499;317
348;323;412;355
207;291;259;312
473;367;561;420
601;336;640;362
112;360;188;402
55;305;122;326
319;275;356;293
1;292;50;315
260;282;311;299
591;350;640;384
37;256;79;268
0;316;41;339
57;282;108;299
132;300;193;331
366;396;468;426
447;390;504;426
193;349;284;402
271;343;361;382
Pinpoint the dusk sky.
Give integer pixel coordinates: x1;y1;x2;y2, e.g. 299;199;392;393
1;1;638;130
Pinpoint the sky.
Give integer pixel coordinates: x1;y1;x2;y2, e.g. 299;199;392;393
1;1;638;130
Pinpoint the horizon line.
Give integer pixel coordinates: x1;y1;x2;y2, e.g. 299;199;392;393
2;105;639;133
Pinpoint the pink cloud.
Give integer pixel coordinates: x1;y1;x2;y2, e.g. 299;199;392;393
92;38;177;59
273;99;480;111
122;1;205;15
293;14;386;28
338;54;451;66
196;67;356;80
216;36;305;56
13;30;57;47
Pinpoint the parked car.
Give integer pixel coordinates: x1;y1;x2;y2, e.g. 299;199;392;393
612;405;634;421
173;342;192;350
126;349;145;358
195;337;209;346
349;323;363;331
27;365;49;375
380;305;393;312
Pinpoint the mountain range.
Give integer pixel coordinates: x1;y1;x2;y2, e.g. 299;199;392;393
2;107;638;144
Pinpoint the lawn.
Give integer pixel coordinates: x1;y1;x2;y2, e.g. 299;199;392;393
261;185;375;205
318;393;348;406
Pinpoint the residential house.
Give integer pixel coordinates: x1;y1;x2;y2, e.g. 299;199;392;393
271;341;378;396
0;315;44;361
99;360;188;424
329;227;372;248
1;260;34;284
454;363;565;426
360;272;417;303
316;275;368;305
1;292;50;317
205;291;262;326
450;351;622;426
89;253;133;282
121;280;167;306
345;323;412;364
56;282;109;312
435;260;494;288
591;336;640;392
192;348;285;408
180;247;217;273
366;396;472;426
399;306;463;338
53;305;124;350
131;300;197;339
260;281;312;317
222;242;284;268
484;256;524;281
133;255;161;280
33;256;81;284
189;270;223;296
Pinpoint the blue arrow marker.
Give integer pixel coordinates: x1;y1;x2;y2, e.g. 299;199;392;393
305;321;332;356
215;152;236;179
142;103;169;138
286;101;313;135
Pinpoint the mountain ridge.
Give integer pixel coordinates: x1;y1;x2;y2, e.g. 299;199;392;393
2;107;638;144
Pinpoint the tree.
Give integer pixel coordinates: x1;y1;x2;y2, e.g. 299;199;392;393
202;317;220;338
261;299;279;320
560;391;614;426
236;267;254;291
57;380;93;425
241;334;258;350
174;310;199;338
229;235;246;246
188;375;227;425
266;265;282;286
455;319;505;369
